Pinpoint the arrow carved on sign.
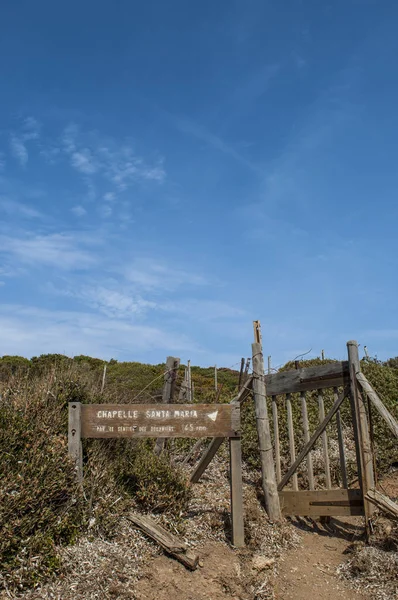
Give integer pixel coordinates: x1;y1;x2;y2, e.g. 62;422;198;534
207;410;218;422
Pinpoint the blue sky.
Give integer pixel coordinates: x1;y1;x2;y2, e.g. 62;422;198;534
0;0;397;367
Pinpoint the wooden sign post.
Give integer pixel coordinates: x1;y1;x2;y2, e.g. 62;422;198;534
68;402;245;547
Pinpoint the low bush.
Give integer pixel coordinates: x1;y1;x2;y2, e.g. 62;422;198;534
120;442;192;513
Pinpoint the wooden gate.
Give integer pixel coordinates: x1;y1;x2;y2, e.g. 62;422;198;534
264;341;375;525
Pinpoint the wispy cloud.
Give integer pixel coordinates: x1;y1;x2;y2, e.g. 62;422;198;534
124;259;208;292
10;135;29;167
9;117;41;167
175;115;260;173
63;285;157;318
0;197;43;218
160;299;247;321
70;148;98;175
0;304;196;359
71;205;87;217
61;124;166;192
0;232;98;270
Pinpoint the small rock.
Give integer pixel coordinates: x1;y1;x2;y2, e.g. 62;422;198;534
198;560;204;568
252;556;275;571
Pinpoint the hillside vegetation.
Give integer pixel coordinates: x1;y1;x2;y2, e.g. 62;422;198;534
1;352;397;592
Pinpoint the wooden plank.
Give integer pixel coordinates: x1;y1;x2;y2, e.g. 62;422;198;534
318;390;332;489
229;437;245;547
252;341;281;521
81;403;240;439
125;514;199;570
190;378;253;483
272;396;281;483
264;361;349;396
301;392;314;490
365;489;398;518
356;372;398;439
286;393;298;491
279;489;364;517
190;437;224;483
155;356;180;455
68;402;83;482
278;387;349;491
347;341;375;528
335;387;348;489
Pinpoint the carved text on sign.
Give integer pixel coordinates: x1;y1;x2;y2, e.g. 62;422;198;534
80;403;239;439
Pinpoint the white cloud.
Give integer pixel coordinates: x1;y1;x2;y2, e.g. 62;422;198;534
69;285;157;318
0;197;42;218
174;115;260;173
0;232;97;270
0;304;195;359
62;123;78;153
124;259;208;291
9;116;41;166
71;205;87;217
71;148;98;175
99;204;113;218
10;135;28;167
23;117;41;139
61;125;165;191
160;299;247;321
103;192;116;202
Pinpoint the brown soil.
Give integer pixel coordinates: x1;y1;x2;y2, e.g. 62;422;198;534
274;517;368;600
134;518;370;600
135;542;244;600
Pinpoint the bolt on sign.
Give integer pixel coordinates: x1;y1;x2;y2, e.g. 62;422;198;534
68;402;245;547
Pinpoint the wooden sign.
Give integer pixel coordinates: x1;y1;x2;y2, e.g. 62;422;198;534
68;399;244;548
80;403;240;439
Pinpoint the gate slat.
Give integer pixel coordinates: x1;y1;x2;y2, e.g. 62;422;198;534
318;390;332;489
286;393;298;491
272;395;281;483
300;392;314;490
334;387;348;488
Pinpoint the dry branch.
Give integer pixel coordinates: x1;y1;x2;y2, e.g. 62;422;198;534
365;489;398;518
125;514;199;570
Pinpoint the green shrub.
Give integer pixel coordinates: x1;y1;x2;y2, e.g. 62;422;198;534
0;395;85;589
120;442;192;514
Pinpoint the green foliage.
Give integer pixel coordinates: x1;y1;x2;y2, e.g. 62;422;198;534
361;358;398;473
120;442;192;514
385;356;398;370
0;388;85;589
0;355;30;380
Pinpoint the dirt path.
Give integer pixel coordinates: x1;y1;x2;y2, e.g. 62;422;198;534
134;518;368;600
275;517;367;600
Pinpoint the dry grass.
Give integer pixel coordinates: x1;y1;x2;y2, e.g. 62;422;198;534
338;497;398;599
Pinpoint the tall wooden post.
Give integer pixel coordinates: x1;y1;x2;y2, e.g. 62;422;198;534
252;329;281;521
229;435;245;547
154;356;180;455
68;402;83;483
214;364;217;391
187;360;192;402
347;340;375;533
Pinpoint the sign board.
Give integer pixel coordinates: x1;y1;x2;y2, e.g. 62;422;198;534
68;400;244;548
81;403;240;439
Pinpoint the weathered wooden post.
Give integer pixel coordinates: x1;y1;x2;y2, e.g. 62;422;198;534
252;321;281;521
68;402;83;483
154;356;180;455
229;432;245;547
347;340;375;534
